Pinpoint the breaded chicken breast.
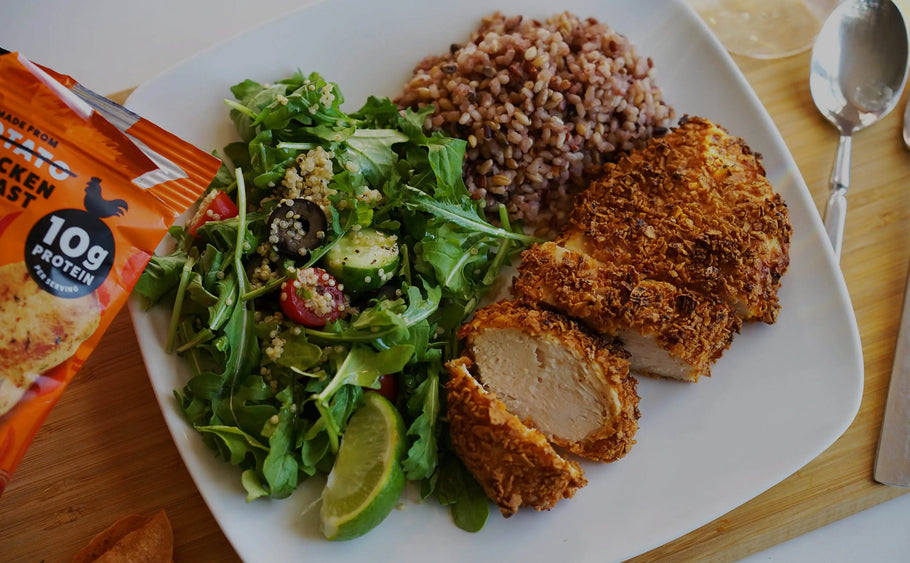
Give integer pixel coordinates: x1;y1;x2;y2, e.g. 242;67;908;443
458;300;639;462
514;242;741;382
563;116;791;323
0;262;101;416
445;357;587;516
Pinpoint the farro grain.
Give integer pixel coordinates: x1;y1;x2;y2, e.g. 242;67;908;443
396;11;673;233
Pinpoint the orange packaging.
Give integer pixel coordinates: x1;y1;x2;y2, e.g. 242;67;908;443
0;51;219;494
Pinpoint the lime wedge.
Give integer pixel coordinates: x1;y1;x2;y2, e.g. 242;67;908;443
320;392;406;541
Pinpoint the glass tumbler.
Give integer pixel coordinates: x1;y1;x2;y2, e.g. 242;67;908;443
687;0;842;59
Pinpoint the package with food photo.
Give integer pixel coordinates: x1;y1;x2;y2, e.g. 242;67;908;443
0;50;219;494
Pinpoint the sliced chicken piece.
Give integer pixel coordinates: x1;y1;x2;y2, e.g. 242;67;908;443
445;357;587;516
564;116;791;324
513;242;741;382
458;300;639;462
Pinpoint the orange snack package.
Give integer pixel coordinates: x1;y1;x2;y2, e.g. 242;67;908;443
0;51;219;494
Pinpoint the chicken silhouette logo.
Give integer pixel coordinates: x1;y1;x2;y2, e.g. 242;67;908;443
23;177;120;298
83;177;128;218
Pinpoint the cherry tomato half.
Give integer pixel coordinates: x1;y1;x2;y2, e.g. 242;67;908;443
187;190;239;237
373;373;398;403
280;267;345;328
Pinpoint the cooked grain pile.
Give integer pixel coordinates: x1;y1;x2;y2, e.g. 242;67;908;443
396;12;673;233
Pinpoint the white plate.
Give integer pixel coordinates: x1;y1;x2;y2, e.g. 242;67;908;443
126;0;863;561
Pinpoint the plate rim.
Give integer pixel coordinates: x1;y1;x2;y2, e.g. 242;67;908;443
125;0;864;559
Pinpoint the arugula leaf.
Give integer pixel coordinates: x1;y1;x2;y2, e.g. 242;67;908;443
196;425;268;465
261;387;299;498
315;344;414;451
176;386;214;428
450;476;490;532
339;129;409;186
425;136;469;196
401;280;442;325
402;363;439;480
350;95;402;127
199;244;225;289
185;371;225;401
175;326;215;354
213;376;276;438
187;272;218;307
208;157;237;191
223;141;251;175
222;282;258;391
273;328;322;372
230;79;266;103
241;469;270;502
207;274;238;331
304;280;441;345
196;212;266;254
165;251;198;353
217;169;262;433
435;453;490;533
418;224;490;299
401;185;540;244
396;106;436;144
134;251;186;306
316;344;414;403
298;420;331;475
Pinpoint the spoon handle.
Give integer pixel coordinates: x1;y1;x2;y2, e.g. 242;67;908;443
824;133;852;260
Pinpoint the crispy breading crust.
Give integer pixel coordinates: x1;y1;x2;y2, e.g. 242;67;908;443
513;242;741;381
565;116;791;323
445;357;587;516
459;300;640;462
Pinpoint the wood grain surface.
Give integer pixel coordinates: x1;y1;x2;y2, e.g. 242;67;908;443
1;47;908;563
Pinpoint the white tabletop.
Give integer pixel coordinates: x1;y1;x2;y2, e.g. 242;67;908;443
2;0;908;560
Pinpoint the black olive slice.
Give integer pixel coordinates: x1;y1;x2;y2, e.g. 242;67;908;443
267;198;327;260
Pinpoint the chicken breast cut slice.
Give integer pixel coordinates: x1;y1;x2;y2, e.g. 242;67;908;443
513;242;741;382
445;357;587;516
564;116;791;324
458;300;639;462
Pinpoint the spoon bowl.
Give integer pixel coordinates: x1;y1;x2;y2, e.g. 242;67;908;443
809;0;908;259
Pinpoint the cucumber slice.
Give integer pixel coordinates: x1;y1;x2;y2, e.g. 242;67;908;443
323;228;400;293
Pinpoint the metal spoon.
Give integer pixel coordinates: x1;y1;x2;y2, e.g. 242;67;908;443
809;0;908;259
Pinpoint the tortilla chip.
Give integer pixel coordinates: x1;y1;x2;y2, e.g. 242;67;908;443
73;510;173;563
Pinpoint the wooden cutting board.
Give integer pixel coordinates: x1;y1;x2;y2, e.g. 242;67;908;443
0;48;908;562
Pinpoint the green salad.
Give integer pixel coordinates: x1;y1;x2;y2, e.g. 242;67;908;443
134;71;539;537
